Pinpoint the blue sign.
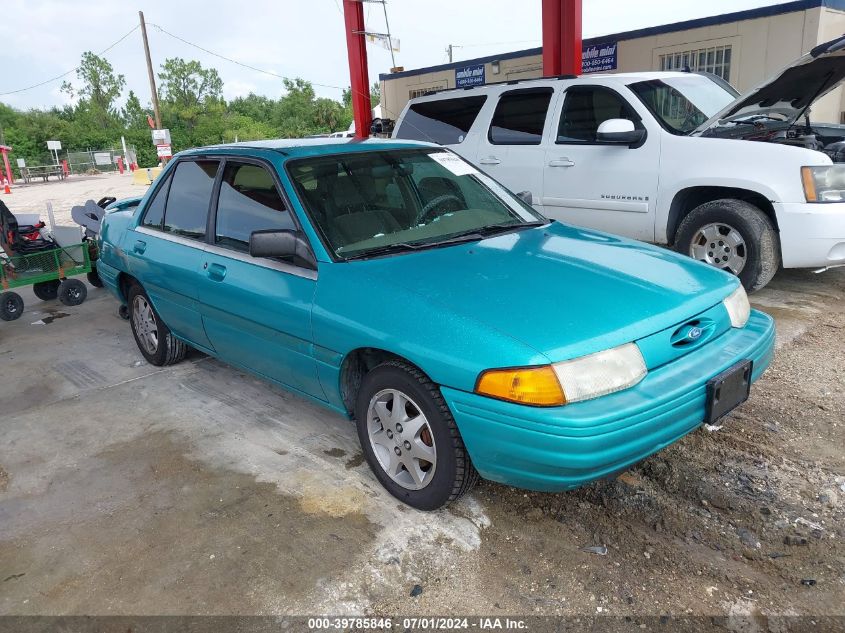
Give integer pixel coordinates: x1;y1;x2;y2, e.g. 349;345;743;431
582;42;618;74
455;64;485;88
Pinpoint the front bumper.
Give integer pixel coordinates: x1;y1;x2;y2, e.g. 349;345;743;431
441;310;775;492
776;202;845;268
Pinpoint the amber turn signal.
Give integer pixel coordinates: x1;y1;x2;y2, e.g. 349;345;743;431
801;166;818;202
475;366;566;407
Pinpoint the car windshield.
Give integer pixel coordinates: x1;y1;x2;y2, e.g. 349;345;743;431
287;148;546;259
629;76;737;135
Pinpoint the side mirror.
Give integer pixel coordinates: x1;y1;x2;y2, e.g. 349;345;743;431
516;190;533;205
596;118;646;146
249;229;317;270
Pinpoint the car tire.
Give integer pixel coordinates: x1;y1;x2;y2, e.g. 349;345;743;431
675;198;780;292
355;360;479;510
87;268;104;288
127;282;187;366
33;280;61;301
58;279;87;306
0;291;24;321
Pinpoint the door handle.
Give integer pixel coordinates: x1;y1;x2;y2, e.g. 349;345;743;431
479;157;501;165
548;158;575;167
132;240;147;254
206;262;227;282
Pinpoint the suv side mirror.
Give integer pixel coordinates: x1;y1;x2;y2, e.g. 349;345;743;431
596;119;646;146
516;190;533;205
249;229;317;270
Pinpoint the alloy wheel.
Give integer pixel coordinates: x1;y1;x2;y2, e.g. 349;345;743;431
132;295;159;355
689;222;747;275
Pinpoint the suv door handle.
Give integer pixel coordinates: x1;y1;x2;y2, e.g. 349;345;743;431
479;157;501;165
548;158;575;167
206;262;227;282
132;240;147;254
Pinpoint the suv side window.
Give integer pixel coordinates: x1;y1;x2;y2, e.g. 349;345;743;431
141;172;172;229
557;86;642;143
488;88;553;145
215;162;295;252
395;96;487;145
162;160;219;240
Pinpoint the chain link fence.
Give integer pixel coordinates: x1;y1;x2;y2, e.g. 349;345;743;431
65;146;138;175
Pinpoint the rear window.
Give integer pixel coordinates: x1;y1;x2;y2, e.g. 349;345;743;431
395;96;487;145
162;160;219;240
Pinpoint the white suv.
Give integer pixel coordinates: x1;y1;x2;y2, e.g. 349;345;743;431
392;35;845;291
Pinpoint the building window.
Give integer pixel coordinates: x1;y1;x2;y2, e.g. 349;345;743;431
659;45;731;82
409;85;446;99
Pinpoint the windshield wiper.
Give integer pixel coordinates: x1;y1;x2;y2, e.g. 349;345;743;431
342;242;427;260
438;221;547;242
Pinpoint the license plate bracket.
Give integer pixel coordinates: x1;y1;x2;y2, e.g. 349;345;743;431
706;360;753;424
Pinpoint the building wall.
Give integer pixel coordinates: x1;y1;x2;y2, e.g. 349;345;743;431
381;5;845;125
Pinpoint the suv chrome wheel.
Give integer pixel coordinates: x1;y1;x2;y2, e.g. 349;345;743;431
367;388;437;490
689;222;747;275
132;294;159;355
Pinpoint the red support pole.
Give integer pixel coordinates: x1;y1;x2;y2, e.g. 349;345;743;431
542;0;582;77
560;0;583;76
343;0;372;139
0;147;13;185
542;0;562;77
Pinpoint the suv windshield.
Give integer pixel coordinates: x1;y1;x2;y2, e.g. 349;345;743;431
629;75;736;135
287;149;546;259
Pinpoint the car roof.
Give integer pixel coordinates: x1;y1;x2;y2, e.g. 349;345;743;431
178;137;437;159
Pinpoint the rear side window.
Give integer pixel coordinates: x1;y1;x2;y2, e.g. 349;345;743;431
141;173;172;229
557;86;641;143
163;160;219;240
489;89;553;145
395;96;487;145
215;162;295;252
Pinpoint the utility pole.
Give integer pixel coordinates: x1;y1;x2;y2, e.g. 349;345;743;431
446;44;461;63
380;0;397;70
139;11;162;130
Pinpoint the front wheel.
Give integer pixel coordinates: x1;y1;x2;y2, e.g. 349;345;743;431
127;282;187;366
58;279;87;306
33;280;61;301
675;199;780;292
355;360;479;510
0;291;24;321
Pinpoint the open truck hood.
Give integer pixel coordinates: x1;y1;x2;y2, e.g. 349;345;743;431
695;34;845;135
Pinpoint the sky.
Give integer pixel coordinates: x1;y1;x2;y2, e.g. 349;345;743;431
0;0;788;118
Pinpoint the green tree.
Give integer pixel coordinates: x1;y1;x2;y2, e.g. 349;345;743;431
158;58;223;131
61;51;126;128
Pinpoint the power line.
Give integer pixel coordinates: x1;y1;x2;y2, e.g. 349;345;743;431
0;25;140;97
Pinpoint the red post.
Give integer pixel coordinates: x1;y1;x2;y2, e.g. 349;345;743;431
0;146;14;185
343;0;372;139
542;0;583;77
61;159;69;177
117;157;125;174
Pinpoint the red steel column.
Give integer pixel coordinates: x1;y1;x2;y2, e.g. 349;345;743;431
343;0;372;139
0;148;13;184
542;0;582;77
541;0;562;77
560;0;583;76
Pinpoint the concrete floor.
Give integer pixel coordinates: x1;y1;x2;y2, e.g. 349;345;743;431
0;268;843;617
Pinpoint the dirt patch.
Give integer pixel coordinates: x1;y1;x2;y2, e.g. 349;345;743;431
0;466;8;493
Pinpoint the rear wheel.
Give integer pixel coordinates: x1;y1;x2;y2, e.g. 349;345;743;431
355;360;478;510
0;291;23;321
58;279;87;306
87;268;104;288
127;282;186;366
33;280;61;301
675;198;780;292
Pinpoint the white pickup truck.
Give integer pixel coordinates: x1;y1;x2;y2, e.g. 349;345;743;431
392;35;845;291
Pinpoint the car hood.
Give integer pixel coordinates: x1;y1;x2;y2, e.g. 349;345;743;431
352;222;737;362
695;34;845;135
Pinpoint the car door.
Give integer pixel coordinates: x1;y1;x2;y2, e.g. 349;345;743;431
542;85;660;241
474;87;555;211
128;158;219;351
196;158;324;399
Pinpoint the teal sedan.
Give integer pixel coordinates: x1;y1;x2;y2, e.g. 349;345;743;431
97;139;775;510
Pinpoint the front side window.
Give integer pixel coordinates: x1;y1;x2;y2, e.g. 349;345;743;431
557;87;642;143
162;160;219;239
489;89;553;145
395;96;487;145
215;162;294;252
288;149;546;260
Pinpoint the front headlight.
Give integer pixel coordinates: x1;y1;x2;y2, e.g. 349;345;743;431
723;285;750;328
801;165;845;202
475;342;646;406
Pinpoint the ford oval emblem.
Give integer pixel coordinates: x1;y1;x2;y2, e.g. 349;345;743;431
687;326;703;341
